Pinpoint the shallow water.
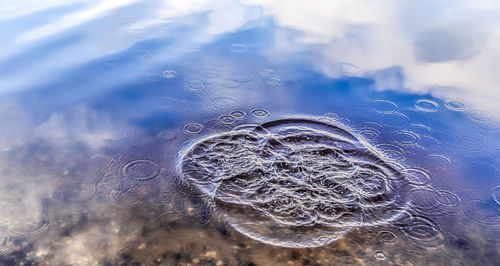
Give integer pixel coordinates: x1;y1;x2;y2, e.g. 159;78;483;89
0;1;499;265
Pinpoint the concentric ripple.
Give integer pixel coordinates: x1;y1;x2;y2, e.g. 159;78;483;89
178;117;413;248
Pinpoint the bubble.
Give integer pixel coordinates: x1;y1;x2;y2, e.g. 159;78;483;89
378;231;397;243
229;43;247;53
259;69;275;76
162;70;177;79
229;110;247;120
218;115;237;124
157;130;177;141
403;168;432;185
332;63;359;76
372;100;397;113
185;80;206;90
445;100;466;111
251;108;270;118
374;251;387;260
178;117;412;248
415;99;439;112
266;77;281;85
463;200;500;226
61;181;96;202
379;112;409;128
122;160;160;181
184;123;203;134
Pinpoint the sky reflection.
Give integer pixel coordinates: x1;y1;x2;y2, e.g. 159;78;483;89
0;1;499;265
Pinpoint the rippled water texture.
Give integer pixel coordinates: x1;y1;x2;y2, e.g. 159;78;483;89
1;0;500;265
179;117;412;247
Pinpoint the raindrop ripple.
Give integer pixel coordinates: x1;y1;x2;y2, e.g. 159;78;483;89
177;117;413;248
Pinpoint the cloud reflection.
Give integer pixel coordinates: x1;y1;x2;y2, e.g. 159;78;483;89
243;0;500;116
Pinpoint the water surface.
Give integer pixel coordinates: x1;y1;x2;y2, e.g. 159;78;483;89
0;1;499;265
